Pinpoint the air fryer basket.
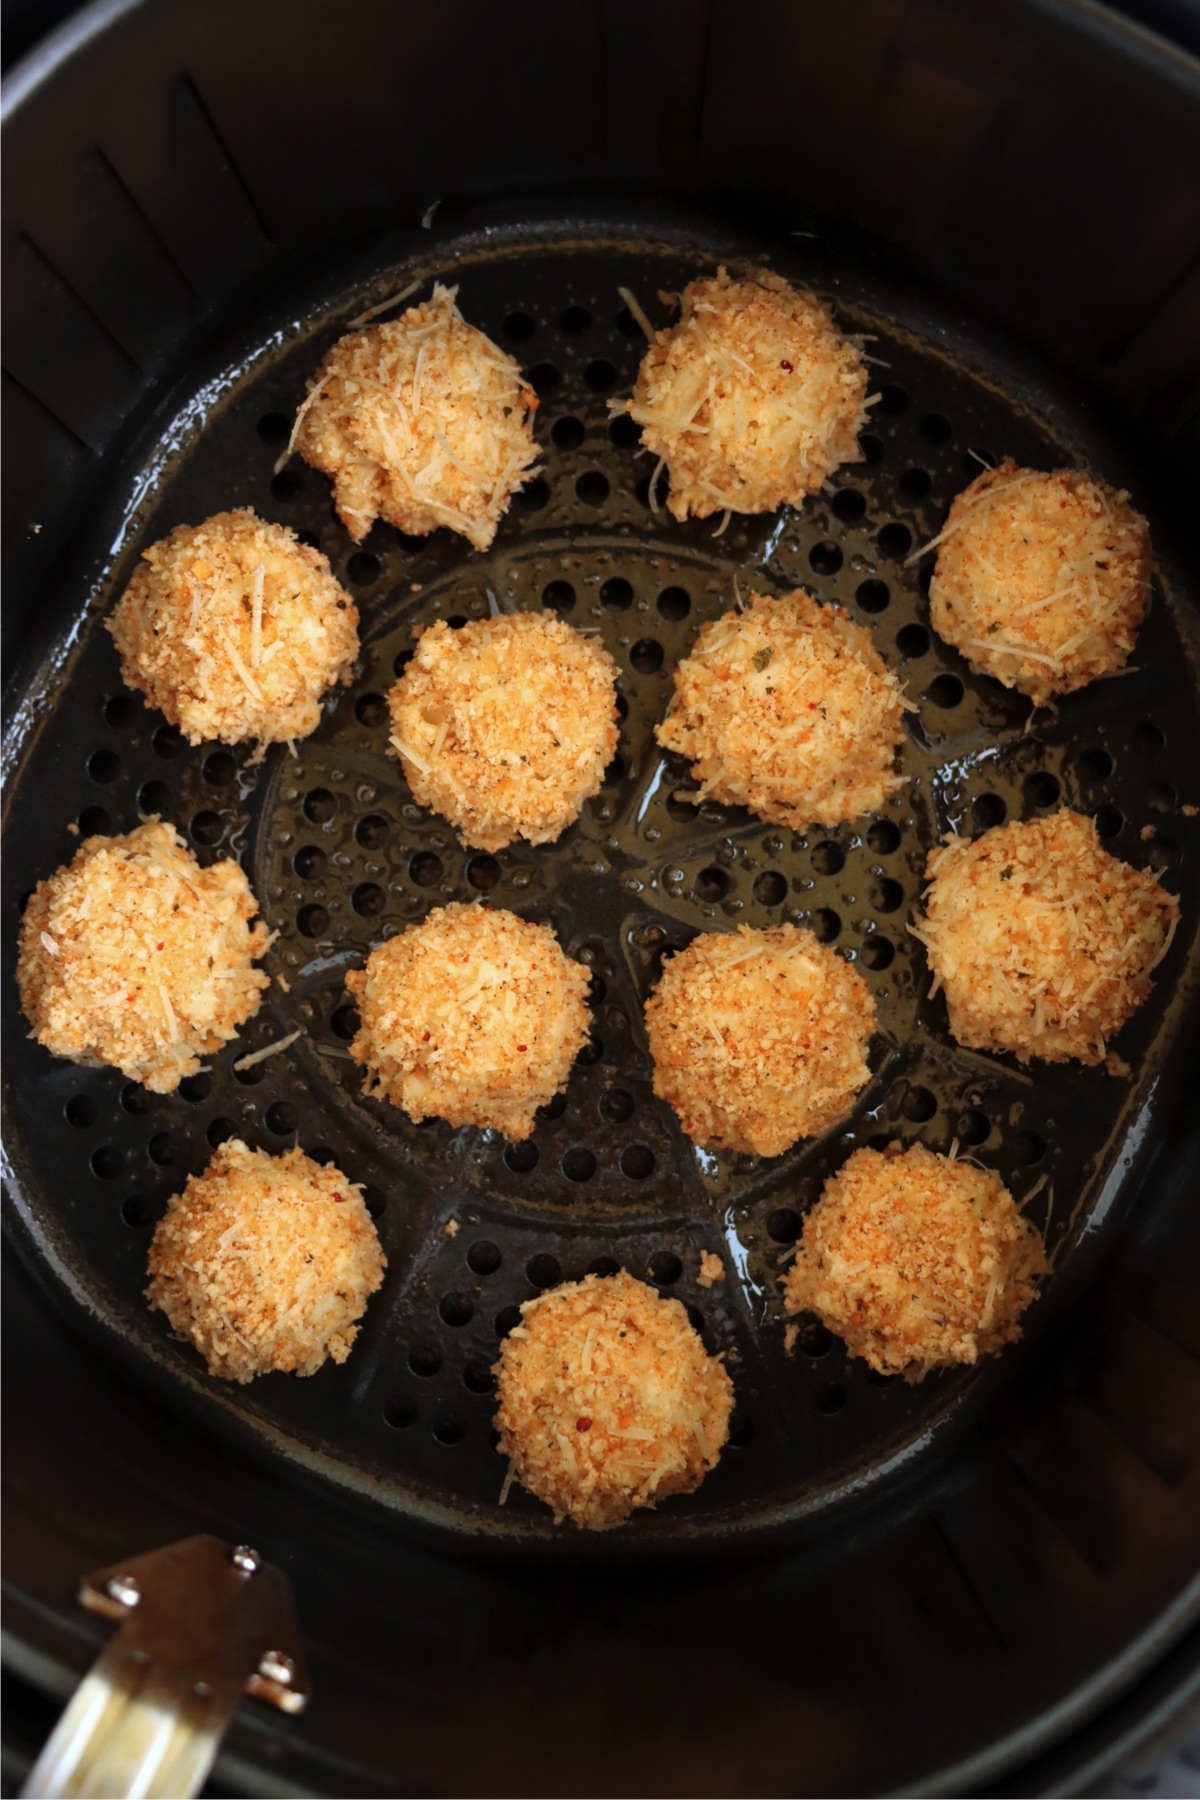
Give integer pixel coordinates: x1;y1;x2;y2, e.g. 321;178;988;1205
4;3;1200;1795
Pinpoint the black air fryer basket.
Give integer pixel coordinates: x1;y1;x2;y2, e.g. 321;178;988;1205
3;2;1200;1794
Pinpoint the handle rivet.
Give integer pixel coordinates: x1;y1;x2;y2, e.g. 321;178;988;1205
258;1651;294;1685
105;1575;140;1608
230;1546;261;1575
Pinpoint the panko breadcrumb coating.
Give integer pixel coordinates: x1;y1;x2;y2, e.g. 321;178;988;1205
493;1270;734;1529
292;283;539;549
16;820;269;1094
346;903;589;1140
146;1140;385;1384
107;508;358;747
914;810;1178;1064
783;1142;1046;1381
927;461;1150;706
390;613;619;851
618;266;870;523
644;925;876;1157
656;590;908;828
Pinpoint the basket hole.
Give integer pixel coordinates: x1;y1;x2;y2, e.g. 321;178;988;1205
528;363;560;395
355;692;387;728
105;694;139;729
561;1147;596;1183
599;1088;634;1123
809;540;843;575
630;639;663;674
925;674;963;708
86;749;120;785
575;1033;603;1067
795;1317;832;1356
408;1342;443;1377
78;805;111;837
206;1117;235;1146
504;311;535;340
588;1256;620;1278
355;814;389;850
121;1195;154;1228
232;1052;266;1084
560;304;590;332
656;585;691;621
153;725;186;759
869;878;904;913
552;415;585;450
576;471;609;506
516;476;550;512
753;871;787;906
495;1304;524;1337
537;1092;568;1122
504;1141;539;1174
1026;772;1061;808
409;852;443;887
527;1253;562;1289
433;1412;465;1445
586;359;617;391
384;1395;418;1428
467;854;501;891
271;468;303;501
393;649;414;678
878;384;908;415
896;624;930;659
352;882;385;918
542;579;575;616
294;845;325;880
767;1207;802;1243
1077;747;1114;783
1094;805;1124;840
812;842;845;876
346;551;380;586
1148;837;1182;871
636;467;670;509
972;794;1007;831
648;1250;682;1286
468;1240;502;1275
1134;721;1165;756
867;820;900;854
878;523;913;559
832;487;866;521
1147;779;1176;814
202;750;237;786
601;577;633;612
860;936;894;970
266;1102;299;1136
190;811;223;846
178;1073;212;1103
901;1085;936;1122
957;1109;991;1146
856;579;889;614
811;907;841;943
91;1146;124;1179
331;1005;359;1041
297;903;330;938
920;413;952;442
694;866;730;902
362;1186;386;1218
900;467;932;498
439;1292;474;1327
1013;1130;1045;1165
860;433;885;464
257;411;289;443
685;1303;706;1337
121;1083;150;1116
603;753;627;787
303;788;335;824
65;1095;96;1129
463;1358;495;1394
609;412;641;448
620;1144;655;1180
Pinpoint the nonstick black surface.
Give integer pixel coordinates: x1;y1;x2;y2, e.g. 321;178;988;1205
3;220;1199;1552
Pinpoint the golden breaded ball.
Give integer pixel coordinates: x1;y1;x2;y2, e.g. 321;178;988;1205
618;266;870;523
913;810;1178;1064
927;461;1150;706
293;283;539;549
346;903;590;1141
16;820;269;1094
389;613;619;851
146;1140;385;1384
656;590;907;828
494;1270;734;1529
108;508;358;747
644;925;876;1157
783;1142;1047;1381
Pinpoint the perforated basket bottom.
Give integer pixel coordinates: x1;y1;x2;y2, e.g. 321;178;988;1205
3;219;1197;1545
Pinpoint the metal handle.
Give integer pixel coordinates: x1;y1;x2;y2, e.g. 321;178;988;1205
22;1535;309;1800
